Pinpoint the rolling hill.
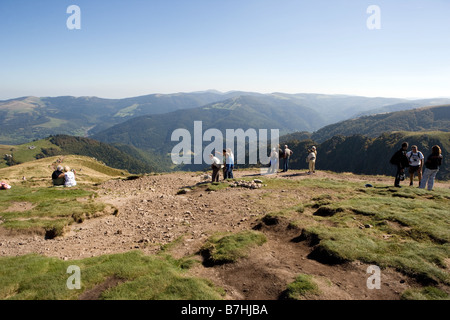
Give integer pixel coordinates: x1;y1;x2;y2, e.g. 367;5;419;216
0;154;129;185
0;92;247;144
3;91;449;145
91;94;326;155
0;135;167;174
92;95;448;156
311;105;450;143
283;131;449;181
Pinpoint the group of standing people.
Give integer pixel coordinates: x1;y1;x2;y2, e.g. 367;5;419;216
52;165;77;187
271;144;317;174
209;149;234;182
390;142;443;190
268;144;294;174
212;144;317;177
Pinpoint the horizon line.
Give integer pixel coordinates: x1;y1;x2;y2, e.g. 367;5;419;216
2;90;450;102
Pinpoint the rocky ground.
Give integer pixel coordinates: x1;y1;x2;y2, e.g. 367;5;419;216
1;169;448;300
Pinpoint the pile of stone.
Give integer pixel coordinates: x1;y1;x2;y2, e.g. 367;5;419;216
229;179;264;189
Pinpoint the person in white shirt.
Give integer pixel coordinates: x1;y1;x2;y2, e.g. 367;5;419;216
216;149;234;179
307;146;317;174
269;147;279;174
209;154;222;182
282;145;293;172
64;166;77;187
406;145;424;186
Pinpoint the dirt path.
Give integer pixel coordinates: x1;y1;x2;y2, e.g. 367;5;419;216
1;169;447;299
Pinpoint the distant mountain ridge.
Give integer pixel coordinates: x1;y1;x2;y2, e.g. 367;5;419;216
3;91;450;145
90;94;327;156
0;91;249;144
312;105;450;143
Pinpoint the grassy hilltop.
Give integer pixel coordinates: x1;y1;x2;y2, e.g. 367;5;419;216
0;158;449;300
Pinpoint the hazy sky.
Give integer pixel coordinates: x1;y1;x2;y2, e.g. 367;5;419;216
1;0;449;100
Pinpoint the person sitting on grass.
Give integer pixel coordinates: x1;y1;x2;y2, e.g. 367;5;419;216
64;166;77;187
0;180;11;190
52;165;65;186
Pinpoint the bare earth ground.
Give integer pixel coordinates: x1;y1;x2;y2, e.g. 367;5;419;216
1;169;449;300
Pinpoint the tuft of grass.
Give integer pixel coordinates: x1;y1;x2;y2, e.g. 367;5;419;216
200;230;267;265
0;251;223;300
205;182;230;192
283;274;320;300
401;287;449;300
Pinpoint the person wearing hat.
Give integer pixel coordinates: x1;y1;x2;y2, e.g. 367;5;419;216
307;146;317;174
282;145;293;172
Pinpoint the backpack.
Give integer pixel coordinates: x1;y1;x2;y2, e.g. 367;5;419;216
390;151;400;165
407;151;423;164
389;154;397;165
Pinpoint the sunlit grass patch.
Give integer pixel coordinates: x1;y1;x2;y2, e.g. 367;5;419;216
0;251;223;300
401;286;449;300
282;274;320;300
259;175;450;286
200;230;267;265
0;186;112;237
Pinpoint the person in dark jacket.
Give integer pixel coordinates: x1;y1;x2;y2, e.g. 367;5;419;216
419;145;443;191
52;165;65;186
390;142;409;188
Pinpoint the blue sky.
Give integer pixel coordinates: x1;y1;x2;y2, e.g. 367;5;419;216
1;0;449;100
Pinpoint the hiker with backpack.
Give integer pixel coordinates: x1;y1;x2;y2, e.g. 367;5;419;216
282;145;293;172
419;145;443;191
406;145;424;186
390;142;410;188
